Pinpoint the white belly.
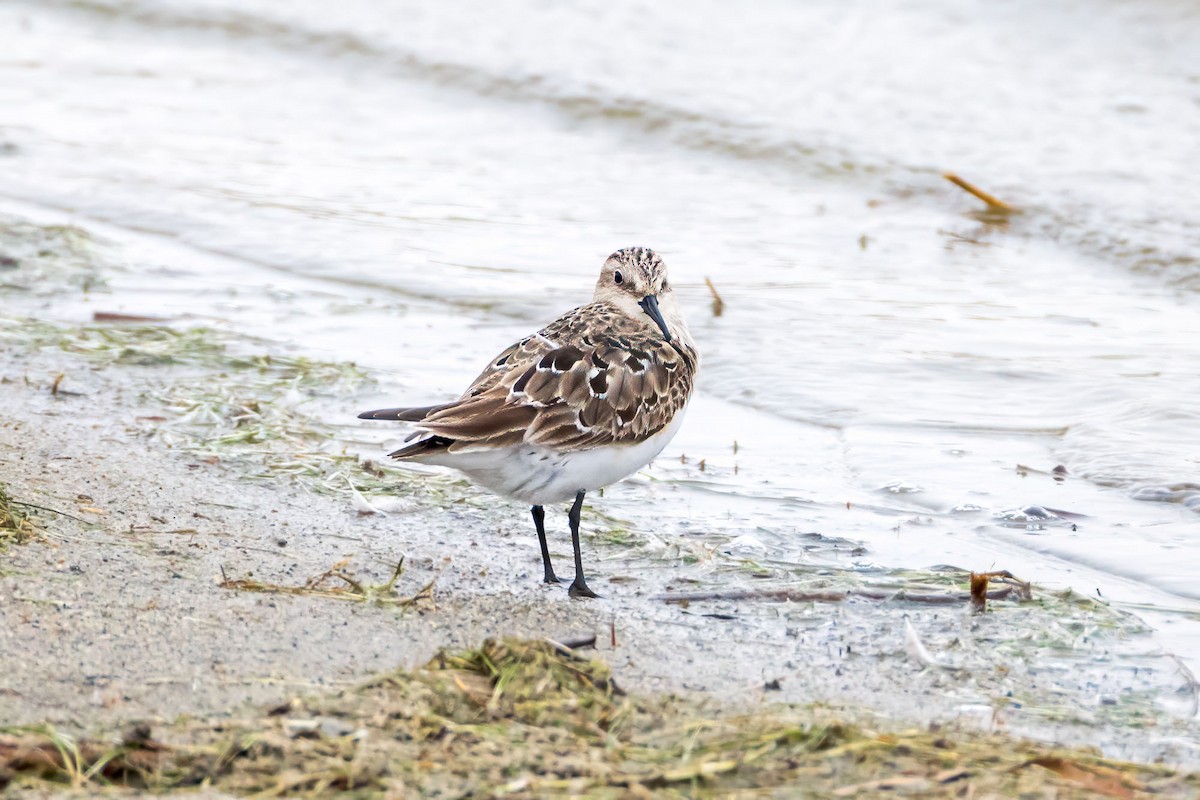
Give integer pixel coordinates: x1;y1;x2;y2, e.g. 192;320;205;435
427;411;687;505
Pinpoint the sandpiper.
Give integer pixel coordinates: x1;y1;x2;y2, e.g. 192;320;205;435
359;247;698;598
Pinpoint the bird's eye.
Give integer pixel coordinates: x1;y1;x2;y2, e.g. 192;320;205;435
614;271;623;284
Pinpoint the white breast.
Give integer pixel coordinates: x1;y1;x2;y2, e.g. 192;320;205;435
428;410;688;505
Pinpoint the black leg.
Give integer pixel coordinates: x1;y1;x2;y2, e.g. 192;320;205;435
567;490;599;598
531;505;561;584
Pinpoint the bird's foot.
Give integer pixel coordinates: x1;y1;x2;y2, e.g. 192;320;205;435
543;571;564;585
568;578;600;599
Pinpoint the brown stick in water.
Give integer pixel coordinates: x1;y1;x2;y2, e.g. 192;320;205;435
704;277;725;317
943;172;1019;213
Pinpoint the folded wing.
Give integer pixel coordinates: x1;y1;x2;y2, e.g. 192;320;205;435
410;323;696;455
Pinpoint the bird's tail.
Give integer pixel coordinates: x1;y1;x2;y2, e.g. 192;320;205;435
357;403;454;422
358;402;457;460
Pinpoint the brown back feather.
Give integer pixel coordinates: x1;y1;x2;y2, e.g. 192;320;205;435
412;301;697;454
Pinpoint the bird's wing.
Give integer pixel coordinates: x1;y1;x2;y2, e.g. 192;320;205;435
414;310;697;453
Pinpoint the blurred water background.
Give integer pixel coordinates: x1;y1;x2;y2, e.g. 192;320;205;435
2;0;1198;660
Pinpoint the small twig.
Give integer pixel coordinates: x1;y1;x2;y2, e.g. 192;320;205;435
380;557;406;593
557;634;597;651
545;638;591;661
406;577;437;609
332;571;367;595
660;588;846;604
657;586;1014;606
970;572;990;615
703;277;725;317
975;570;1033;601
943;172;1019;214
302;568;339;591
219;558;433;609
92;311;171;323
543;639;624;696
11;500;88;524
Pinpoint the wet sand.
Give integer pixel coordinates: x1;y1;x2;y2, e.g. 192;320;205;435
3;217;1200;778
3;0;1200;791
5;0;1200;708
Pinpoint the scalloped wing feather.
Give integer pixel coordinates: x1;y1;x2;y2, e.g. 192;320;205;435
412;304;696;454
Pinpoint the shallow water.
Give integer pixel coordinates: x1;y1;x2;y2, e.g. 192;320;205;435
2;0;1199;669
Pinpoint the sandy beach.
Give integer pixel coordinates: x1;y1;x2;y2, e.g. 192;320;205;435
3;0;1200;791
2;213;1200;795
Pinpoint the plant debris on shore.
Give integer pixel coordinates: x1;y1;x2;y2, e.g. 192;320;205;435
218;556;436;610
0;482;36;548
4;214;1200;796
0;638;1194;798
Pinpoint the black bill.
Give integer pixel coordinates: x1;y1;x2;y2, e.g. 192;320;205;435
638;294;672;342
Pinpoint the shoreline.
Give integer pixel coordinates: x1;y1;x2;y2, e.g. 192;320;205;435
2;211;1200;793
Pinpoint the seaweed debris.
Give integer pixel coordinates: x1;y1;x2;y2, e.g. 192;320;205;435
218;557;435;610
1;318;394;496
0;482;36;548
0;219;107;296
1;638;1195;797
